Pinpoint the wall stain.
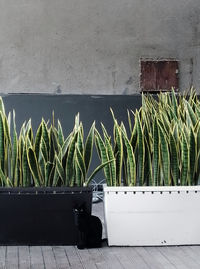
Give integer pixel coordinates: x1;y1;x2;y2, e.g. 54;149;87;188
55;85;62;94
126;76;134;85
123;88;129;95
112;71;117;89
188;8;200;46
190;58;194;88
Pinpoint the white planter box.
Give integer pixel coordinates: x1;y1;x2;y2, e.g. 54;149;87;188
104;185;200;246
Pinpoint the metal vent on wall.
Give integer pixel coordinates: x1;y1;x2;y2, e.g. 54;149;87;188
140;59;179;93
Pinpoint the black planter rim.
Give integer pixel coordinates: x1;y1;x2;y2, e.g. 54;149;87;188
0;186;92;194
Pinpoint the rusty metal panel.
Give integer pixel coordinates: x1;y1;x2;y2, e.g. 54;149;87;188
140;61;157;92
140;60;179;92
156;61;178;91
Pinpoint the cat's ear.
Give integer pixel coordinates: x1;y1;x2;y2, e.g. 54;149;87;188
79;202;86;211
73;204;79;210
73;203;85;212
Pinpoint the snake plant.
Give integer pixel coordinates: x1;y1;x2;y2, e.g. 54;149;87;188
95;109;136;186
96;89;200;186
0;98;110;187
0;89;200;187
26;113;112;187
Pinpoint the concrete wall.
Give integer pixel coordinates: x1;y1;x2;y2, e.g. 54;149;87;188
0;0;200;94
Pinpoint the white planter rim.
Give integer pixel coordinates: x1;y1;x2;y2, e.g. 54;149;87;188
103;184;200;192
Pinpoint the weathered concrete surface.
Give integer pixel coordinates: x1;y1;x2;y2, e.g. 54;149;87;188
0;0;200;94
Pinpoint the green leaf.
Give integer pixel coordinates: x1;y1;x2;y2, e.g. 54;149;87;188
61;133;72;159
114;123;123;186
169;132;179;185
52;165;60;187
50;126;59;154
27;125;34;146
22;146;30;187
48;127;58;164
74;113;80;132
0;97;5;114
127;110;132;133
41;120;50;154
45;162;53;187
0;167;12;187
192;101;200;118
180;133;189;186
77;127;84;155
0;112;5;171
74;158;82;187
55;154;65;184
153;117;160;186
38;151;46;183
27;147;41;187
11;110;18;184
136;112;145;186
95;129;112;185
189;127;196;184
159;123;170;186
40;138;48;162
4;116;11;149
171;88;178;118
57;120;64;146
130;123;138;151
121;130;136;186
186;101;197;126
34;123;42;159
85;159;115;186
19;121;26;138
144;136;153;186
75;144;86;182
84;122;95;173
65;131;78;185
104;135;116;185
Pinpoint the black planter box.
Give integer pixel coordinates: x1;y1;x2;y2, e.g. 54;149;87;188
0;187;92;245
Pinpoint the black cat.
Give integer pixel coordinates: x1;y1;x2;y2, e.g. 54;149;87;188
74;205;103;249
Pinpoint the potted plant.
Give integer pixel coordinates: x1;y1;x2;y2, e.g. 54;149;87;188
96;89;200;246
0;100;110;245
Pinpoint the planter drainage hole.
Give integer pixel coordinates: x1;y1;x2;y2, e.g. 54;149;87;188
195;191;197;193
178;191;180;194
186;191;189;193
124;191;127;194
133;191;136;194
151;191;154;194
169;191;171;194
142;191;145;194
115;191;118;194
160;191;163;194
